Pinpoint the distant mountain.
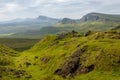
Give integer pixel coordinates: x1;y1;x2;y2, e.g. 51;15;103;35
0;18;26;24
55;12;120;27
0;12;120;38
0;16;60;34
59;18;76;24
0;16;60;25
81;12;120;22
54;18;77;27
54;12;120;32
37;16;59;22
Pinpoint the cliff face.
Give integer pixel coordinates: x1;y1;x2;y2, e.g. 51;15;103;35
81;13;120;22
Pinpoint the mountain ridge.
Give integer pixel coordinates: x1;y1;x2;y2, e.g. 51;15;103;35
1;12;120;25
0;12;120;38
0;15;60;24
81;12;120;22
0;15;61;34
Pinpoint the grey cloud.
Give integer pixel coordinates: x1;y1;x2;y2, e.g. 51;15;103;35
0;0;120;21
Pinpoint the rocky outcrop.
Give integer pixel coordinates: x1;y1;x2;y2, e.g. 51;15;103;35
54;49;82;78
55;30;80;40
54;47;95;78
76;65;94;74
84;31;92;36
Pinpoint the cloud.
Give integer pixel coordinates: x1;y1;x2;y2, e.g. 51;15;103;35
0;0;120;21
0;13;8;19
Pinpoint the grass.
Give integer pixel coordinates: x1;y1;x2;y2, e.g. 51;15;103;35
0;44;18;66
12;30;120;80
0;30;120;80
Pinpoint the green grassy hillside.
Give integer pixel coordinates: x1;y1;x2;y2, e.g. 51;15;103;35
0;44;19;79
3;30;118;80
76;21;120;32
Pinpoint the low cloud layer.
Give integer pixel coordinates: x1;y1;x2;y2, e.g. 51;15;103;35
0;0;120;21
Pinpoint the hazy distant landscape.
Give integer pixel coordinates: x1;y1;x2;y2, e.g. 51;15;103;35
0;12;120;38
0;0;120;80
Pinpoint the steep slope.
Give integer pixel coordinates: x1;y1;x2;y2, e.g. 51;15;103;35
11;30;120;80
0;44;17;57
0;44;18;79
0;44;17;65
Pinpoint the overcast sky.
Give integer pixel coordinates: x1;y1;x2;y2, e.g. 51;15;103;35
0;0;120;21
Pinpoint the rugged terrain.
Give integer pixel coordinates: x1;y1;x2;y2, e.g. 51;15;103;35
0;30;120;80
